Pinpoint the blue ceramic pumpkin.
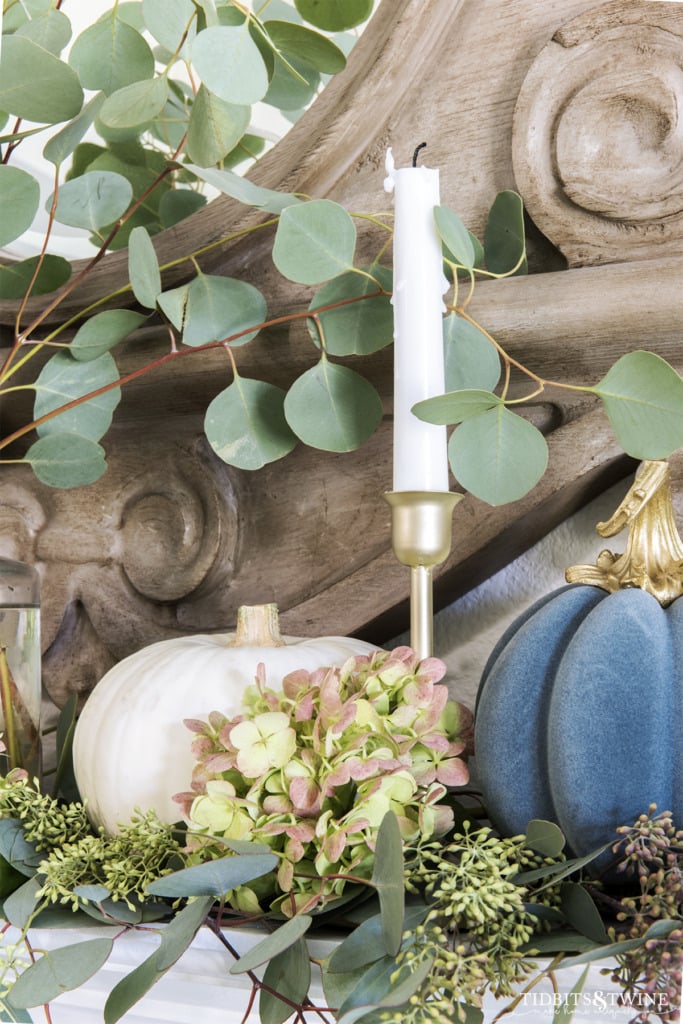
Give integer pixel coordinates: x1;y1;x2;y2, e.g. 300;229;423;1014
474;582;683;859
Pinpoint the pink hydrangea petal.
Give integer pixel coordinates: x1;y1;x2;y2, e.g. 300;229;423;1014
436;757;470;787
416;656;447;683
203;752;237;773
282;669;312;698
289;777;321;816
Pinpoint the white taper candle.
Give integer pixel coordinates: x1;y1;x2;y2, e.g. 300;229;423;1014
384;146;449;492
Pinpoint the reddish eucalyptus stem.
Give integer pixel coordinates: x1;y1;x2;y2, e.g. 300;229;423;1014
0;290;384;453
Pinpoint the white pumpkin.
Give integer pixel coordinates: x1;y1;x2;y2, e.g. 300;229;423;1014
72;604;378;834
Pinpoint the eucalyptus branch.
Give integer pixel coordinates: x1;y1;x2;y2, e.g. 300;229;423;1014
455;305;594;397
0;216;283;387
13;164;62;338
0;291;382;454
14;149;182;347
2;117;24;165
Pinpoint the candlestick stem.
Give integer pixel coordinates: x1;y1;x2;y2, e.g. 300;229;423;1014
384;491;463;659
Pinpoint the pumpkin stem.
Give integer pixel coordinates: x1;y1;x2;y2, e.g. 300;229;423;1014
566;460;683;606
231;604;286;647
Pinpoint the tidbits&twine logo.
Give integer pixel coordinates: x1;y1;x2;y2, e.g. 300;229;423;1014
520;989;674;1019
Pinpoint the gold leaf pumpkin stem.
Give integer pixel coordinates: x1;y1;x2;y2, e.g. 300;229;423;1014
566;461;683;607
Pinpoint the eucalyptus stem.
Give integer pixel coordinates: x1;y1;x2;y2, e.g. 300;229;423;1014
0;290;383;455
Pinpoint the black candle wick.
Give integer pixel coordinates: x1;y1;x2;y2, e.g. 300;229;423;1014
412;142;427;167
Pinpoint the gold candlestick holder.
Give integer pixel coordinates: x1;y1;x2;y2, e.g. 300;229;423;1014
384;490;463;659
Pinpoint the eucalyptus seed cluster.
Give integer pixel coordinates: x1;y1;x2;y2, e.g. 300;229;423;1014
387;823;566;1021
0;770;91;851
0;771;183;913
38;811;182;911
608;807;683;1022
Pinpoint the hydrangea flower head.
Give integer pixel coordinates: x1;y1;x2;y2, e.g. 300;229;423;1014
179;647;472;916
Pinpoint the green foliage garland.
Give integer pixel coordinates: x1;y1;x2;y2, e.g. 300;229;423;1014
0;768;681;1022
0;2;681;505
0;665;680;1023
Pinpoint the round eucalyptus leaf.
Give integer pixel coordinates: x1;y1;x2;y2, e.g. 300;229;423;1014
25;434;107;489
111;2;146;32
67;142;106;180
128;226;161;309
15;9;72;55
484;190;527;276
50;171;133;231
34;351;121;442
85;151;170;227
434;205;476;269
525;819;566;859
186;86;250;167
0;255;71;300
94;114;149;145
2;0;52;33
284;359;382;451
264;54;320;112
264;20;346;73
151;88;191;150
448;406;548;506
443;313;501;392
183;274;267;347
157;284;189;332
69;15;155;94
8;937;114;1007
99;76;170;130
412;388;500;426
273;199;356;284
308;265;393;355
159;188;207;228
190;25;269;105
0;167;40;248
205;377;297;469
294;0;373;31
593;350;683;459
142;0;197;54
0;35;83;123
43;93;106;167
71;310;149;362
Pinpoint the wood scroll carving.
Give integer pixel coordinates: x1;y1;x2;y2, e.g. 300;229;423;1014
1;0;682;706
512;0;683;266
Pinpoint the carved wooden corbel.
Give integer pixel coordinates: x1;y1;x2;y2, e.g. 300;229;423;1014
512;0;683;266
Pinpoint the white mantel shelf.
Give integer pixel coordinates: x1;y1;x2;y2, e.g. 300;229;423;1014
18;925;668;1024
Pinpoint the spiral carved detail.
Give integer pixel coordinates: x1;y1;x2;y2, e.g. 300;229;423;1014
512;3;683;266
0;439;241;707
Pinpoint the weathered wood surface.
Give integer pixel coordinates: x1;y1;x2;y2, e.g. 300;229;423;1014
2;0;683;705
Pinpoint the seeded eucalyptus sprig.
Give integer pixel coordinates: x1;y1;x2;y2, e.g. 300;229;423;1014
605;807;683;1023
0;776;681;1023
385;824;566;1023
0;768;91;851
